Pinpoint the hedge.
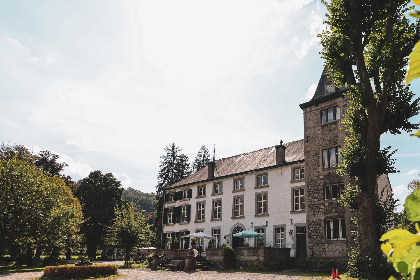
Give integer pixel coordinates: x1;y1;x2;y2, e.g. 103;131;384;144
43;264;118;278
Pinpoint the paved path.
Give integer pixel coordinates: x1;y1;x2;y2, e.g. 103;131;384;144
0;268;329;280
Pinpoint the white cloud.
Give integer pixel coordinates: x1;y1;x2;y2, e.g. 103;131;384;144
305;83;317;101
295;11;326;59
393;184;408;196
112;172;134;188
403;169;418;176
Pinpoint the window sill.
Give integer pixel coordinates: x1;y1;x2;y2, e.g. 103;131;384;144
210;218;222;221
291;179;305;183
165;223;175;226
231;216;245;219
254;213;269;217
181;198;190;201
321;119;340;126
166;201;176;204
180;222;189;225
254;184;269;189
211;193;223;196
322;167;337;171
232;189;245;193
195;195;206;199
194;220;205;223
290;210;306;214
325;238;347;242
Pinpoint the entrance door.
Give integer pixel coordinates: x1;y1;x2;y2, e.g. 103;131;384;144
296;226;307;257
232;226;244;248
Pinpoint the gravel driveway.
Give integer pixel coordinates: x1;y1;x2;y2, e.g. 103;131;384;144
0;269;329;280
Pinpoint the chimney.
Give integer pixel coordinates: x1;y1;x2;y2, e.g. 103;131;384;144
275;140;286;165
208;161;215;179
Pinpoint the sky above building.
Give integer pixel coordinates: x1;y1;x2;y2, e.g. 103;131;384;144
0;0;419;210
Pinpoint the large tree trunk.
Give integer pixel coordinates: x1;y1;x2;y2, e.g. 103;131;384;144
87;241;97;260
26;244;33;267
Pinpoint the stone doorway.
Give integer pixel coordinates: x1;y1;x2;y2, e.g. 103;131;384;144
230;223;245;248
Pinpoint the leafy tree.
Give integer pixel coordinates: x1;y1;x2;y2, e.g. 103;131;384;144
320;0;420;266
122;187;156;212
0;156;83;266
154;143;191;247
192;145;210;173
108;205;153;267
74;171;123;259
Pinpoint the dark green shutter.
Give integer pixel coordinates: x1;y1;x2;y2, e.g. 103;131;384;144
162;233;166;249
188;189;192;198
163;208;168;225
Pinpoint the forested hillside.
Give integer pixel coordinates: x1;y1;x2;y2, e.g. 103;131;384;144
122;187;156;212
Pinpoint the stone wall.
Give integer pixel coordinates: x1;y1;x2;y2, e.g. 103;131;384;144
206;247;290;262
303;95;356;258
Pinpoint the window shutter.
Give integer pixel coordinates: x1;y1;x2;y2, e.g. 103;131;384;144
175;191;182;201
188;189;192;198
164;193;169;202
162;233;166;249
186;231;190;249
187;205;191;222
176;206;181;224
163;208;168;225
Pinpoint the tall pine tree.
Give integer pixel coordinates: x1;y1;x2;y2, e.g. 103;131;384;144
192;145;210;173
154;143;191;247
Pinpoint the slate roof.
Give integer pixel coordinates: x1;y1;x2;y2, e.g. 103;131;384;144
300;67;347;109
168;139;304;189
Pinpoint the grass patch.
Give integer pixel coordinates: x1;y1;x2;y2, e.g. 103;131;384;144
0;265;45;274
117;262;149;269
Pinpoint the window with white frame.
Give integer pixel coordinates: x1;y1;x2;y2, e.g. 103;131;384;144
274;227;285;248
180;231;188;249
255;228;265;247
293;167;304;181
257;193;267;215
234;178;244;191
167;208;174;224
321;106;340;124
166;233;172;249
212;200;222;219
212;229;221;248
326;218;346;240
195;230;204;248
181;205;188;223
294;188;305;211
183;189;189;199
256;174;268;187
197;203;205;221
197;186;206;197
322;147;342;169
213;183;222;194
324;184;344;201
234;197;244;217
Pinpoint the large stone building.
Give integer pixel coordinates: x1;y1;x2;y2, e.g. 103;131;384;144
161;69;391;258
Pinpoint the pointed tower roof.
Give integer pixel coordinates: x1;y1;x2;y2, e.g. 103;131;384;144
300;66;347;109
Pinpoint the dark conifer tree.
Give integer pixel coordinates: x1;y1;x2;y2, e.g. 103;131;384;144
192;145;210;173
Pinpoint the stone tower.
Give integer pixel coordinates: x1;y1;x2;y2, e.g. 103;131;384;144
299;68;355;258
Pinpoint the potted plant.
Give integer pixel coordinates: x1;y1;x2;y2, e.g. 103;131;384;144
190;238;196;248
173;238;179;249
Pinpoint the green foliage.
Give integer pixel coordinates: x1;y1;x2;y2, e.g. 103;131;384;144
347;247;397;279
43;264;118;278
381;188;420;280
0;156;83;264
108;205;153;267
74;171;123;259
155;143;191;248
192;145;210;173
122;187;156;212
222;246;236;268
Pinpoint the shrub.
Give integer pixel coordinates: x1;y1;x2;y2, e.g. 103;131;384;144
222;246;236;268
43;264;118;278
296;257;347;274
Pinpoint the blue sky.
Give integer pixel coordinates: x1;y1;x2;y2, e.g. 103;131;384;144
0;0;418;210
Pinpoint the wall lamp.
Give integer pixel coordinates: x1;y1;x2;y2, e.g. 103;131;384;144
289;229;294;236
